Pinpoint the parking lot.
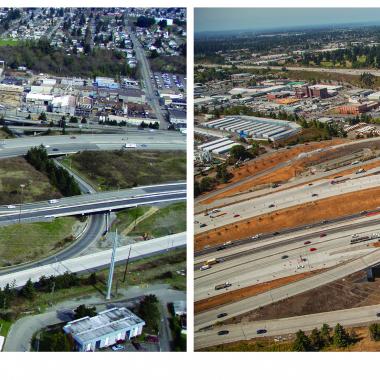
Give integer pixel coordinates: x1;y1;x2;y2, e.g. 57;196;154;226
152;72;186;91
103;341;160;352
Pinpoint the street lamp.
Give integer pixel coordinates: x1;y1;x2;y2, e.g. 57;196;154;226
18;183;25;224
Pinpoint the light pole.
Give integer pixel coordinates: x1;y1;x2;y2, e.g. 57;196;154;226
18;183;25;224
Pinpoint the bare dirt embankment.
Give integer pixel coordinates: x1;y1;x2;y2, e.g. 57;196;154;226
198;140;347;205
195;270;323;314
223;271;380;326
199;140;348;205
195;186;380;251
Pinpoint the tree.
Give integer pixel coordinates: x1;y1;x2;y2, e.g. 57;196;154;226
360;72;375;88
199;176;216;193
369;323;380;341
73;304;96;319
150;49;159;59
38;112;47;121
229;144;250;161
293;330;312;351
38;331;72;352
320;323;331;346
309;328;323;351
138;294;160;333
333;323;350;348
20;279;36;300
216;164;231;183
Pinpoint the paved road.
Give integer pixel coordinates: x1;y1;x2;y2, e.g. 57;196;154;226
195;247;380;331
0;132;186;159
0;182;186;225
195;215;380;301
0;232;186;289
130;32;169;130
195;303;380;350
4;284;185;352
195;171;380;234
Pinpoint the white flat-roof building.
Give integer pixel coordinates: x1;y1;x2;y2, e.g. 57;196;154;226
63;307;145;352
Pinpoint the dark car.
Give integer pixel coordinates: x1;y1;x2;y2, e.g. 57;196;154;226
268;204;275;208
234;214;240;218
217;313;228;318
377;312;380;317
256;329;267;334
216;246;226;251
52;148;59;151
132;341;142;350
312;193;318;197
218;330;229;336
200;223;207;228
273;231;280;236
320;233;327;237
304;241;311;245
281;255;289;259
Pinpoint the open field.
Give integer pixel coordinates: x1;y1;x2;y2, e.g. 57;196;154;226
0;157;61;205
112;202;186;239
0;39;20;47
195;186;380;250
0;217;80;266
64;150;186;191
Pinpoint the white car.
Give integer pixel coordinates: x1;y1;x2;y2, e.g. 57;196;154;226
6;205;16;209
48;199;59;204
111;344;124;351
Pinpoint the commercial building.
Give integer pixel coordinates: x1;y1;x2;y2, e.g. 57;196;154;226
63;307;145;352
337;101;379;115
168;109;186;125
202;116;301;141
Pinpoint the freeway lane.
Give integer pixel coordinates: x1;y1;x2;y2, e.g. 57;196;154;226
195;173;380;234
0;186;186;225
0;132;186;158
195;213;380;265
195;304;380;350
0;232;186;288
195;248;380;330
195;219;380;301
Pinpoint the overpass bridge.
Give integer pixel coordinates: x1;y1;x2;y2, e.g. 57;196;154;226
0;182;186;226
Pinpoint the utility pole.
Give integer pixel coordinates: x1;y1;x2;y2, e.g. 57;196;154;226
18;183;25;224
106;230;118;300
122;245;132;283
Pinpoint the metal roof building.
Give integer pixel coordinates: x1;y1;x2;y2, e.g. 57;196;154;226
202;116;301;141
63;307;145;352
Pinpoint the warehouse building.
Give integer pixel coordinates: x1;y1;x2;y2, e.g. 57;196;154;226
202;116;301;141
63;307;145;352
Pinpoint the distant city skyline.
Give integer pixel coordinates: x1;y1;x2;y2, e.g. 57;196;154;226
195;8;380;33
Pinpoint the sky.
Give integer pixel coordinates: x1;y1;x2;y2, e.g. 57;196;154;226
195;8;380;33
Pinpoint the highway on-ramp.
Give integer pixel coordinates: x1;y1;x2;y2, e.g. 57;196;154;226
0;232;186;289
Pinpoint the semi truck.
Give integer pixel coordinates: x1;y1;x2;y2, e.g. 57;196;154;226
215;281;232;290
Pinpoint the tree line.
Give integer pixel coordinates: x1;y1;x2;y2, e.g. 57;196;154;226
25;146;81;197
0;39;136;79
293;323;356;351
0;271;99;320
